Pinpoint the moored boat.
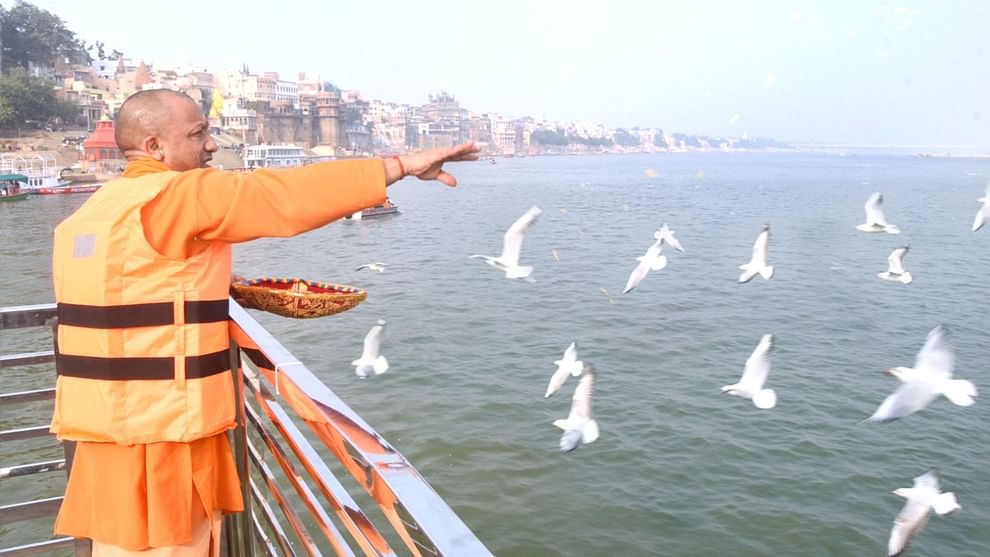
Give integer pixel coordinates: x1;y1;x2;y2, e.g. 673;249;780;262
0;152;72;191
32;184;103;195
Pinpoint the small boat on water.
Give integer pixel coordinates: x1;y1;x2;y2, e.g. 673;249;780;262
348;197;400;220
0;174;29;202
0;191;29;202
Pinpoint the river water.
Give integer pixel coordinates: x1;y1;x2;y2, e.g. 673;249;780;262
2;152;988;555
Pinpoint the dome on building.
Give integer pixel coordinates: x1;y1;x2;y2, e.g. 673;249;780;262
82;120;122;161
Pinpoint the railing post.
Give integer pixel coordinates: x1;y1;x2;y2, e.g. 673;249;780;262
224;336;255;557
51;317;92;557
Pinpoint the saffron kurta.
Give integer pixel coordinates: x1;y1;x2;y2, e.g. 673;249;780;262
54;158;386;550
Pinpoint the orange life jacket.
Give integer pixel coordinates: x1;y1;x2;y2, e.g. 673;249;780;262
50;171;237;444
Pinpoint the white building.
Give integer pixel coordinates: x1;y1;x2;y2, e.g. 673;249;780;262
297;72;322;98
217;70;260;101
243;145;305;168
489;114;518;154
220;99;257;136
91;59;118;79
274;79;299;109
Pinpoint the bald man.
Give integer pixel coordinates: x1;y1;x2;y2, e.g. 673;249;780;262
51;89;479;556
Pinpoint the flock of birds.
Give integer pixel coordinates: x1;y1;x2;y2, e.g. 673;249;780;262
344;182;990;556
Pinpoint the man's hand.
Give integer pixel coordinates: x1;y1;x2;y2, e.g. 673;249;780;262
386;142;482;187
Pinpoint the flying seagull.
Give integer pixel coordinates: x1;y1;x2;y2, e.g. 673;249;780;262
545;342;585;398
973;183;989;232
866;325;977;423
856;192;901;234
553;366;599;452
878;247;912;284
738;225;774;283
352;319;389;377
623;240;667;294
470;206;543;280
721;334;777;409
355;262;387;273
887;470;960;557
654;223;685;253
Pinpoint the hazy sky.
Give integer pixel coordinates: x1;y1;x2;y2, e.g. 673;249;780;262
10;0;990;146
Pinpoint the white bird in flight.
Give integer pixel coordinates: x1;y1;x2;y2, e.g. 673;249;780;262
470;206;543;280
887;470;960;557
355;262;387;273
623;240;667;294
722;334;777;409
738;225;774;283
553;366;599;452
352;319;389;377
973;183;989;232
856;192;901;234
878;247;912;284
544;342;585;398
866;325;977;423
654;223;685;253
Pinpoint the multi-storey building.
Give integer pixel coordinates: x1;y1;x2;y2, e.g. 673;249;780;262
220;98;258;144
243;145;305;168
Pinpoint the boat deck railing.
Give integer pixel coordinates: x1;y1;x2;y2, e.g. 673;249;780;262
1;302;492;557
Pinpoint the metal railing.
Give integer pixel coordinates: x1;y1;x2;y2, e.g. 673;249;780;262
0;302;492;557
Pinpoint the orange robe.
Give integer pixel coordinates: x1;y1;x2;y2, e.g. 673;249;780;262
55;158;386;550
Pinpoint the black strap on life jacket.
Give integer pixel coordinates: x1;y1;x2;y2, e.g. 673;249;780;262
56;349;231;381
57;300;229;328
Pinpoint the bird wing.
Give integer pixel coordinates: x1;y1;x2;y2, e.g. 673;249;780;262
887;247;908;275
750;226;770;266
975;205;989;232
976;185;990;231
623;259;651;294
563;342;578;364
739;334;773;389
913;325;954;378
888;498;930;557
657;224;685;253
871;381;936;422
545;365;570;398
498;206;542;265
913;470;941;491
664;233;685;253
568;367;596;421
865;192;887;225
360;323;385;360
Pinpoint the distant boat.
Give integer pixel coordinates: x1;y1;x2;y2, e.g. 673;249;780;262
347;197;400;220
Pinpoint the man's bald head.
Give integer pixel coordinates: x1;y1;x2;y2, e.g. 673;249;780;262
114;89;199;152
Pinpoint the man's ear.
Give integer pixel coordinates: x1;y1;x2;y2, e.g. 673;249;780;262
142;136;164;161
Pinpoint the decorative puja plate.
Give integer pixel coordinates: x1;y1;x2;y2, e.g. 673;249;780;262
231;277;367;318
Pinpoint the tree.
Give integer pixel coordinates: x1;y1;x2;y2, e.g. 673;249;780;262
0;67;77;130
613;128;640;147
1;0;83;73
531;128;568;146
